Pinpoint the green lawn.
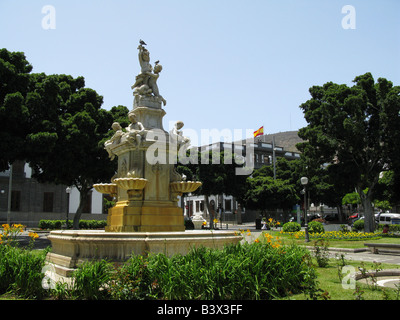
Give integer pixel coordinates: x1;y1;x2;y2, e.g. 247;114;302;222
257;230;400;300
265;230;400;249
278;258;400;300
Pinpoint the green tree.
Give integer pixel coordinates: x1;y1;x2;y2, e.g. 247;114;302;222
241;158;300;220
180;150;249;228
374;170;400;211
0;49;32;171
25;73;116;229
298;73;400;232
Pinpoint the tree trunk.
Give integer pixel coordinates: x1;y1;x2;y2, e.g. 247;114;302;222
360;195;375;233
356;186;375;233
337;205;344;223
73;186;92;230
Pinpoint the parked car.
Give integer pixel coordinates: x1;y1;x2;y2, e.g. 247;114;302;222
348;213;360;220
375;213;400;225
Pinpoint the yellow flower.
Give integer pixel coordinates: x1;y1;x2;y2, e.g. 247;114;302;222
202;221;207;226
213;219;219;224
29;232;39;240
254;238;260;243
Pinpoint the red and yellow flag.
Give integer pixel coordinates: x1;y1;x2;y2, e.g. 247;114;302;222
253;126;264;138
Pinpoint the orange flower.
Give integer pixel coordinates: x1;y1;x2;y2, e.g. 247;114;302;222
29;232;39;240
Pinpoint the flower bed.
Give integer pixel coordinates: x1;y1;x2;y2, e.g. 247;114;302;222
281;230;382;241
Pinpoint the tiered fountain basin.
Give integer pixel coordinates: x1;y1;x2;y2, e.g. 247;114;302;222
170;181;202;195
93;183;117;197
46;229;242;277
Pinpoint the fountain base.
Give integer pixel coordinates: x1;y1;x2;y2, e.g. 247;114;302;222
46;230;242;277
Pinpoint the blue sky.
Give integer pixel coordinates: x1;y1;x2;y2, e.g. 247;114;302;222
1;0;399;145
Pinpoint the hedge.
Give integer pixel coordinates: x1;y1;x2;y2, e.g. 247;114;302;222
38;219;107;230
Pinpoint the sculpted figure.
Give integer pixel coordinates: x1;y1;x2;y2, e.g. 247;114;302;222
131;41;166;106
104;122;123;160
126;111;145;147
148;64;166;105
170;121;190;149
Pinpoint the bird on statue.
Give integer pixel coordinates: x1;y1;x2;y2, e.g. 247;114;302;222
139;39;147;46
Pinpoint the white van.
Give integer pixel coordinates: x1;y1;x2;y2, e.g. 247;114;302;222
375;213;400;225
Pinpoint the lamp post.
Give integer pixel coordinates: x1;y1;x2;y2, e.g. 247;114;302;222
7;164;13;225
65;187;71;228
301;177;309;242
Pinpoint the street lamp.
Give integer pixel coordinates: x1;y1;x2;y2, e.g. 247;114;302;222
301;177;310;242
65;187;71;228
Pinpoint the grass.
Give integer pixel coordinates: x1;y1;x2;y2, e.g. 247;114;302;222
278;258;400;300
253;230;400;300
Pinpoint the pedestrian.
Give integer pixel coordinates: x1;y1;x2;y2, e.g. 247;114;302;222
382;224;390;234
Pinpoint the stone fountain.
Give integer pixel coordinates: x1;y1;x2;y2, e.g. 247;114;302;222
46;41;242;277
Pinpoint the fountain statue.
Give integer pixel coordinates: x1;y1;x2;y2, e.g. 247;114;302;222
93;41;200;232
45;41;242;278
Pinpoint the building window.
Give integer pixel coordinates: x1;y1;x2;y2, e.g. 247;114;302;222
225;199;232;212
11;190;21;211
195;201;200;212
43;192;54;212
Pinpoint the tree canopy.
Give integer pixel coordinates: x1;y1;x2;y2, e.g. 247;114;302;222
297;73;400;232
25;73;120;228
177;150;249;227
0;49;124;229
240;158;300;217
0;49;32;171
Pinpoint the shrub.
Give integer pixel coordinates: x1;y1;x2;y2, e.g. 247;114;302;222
109;243;317;300
38;219;107;230
308;221;324;233
72;259;113;300
282;222;301;233
313;239;330;267
352;219;364;232
0;245;48;298
377;224;400;233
